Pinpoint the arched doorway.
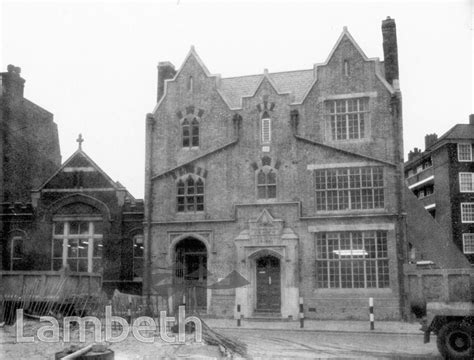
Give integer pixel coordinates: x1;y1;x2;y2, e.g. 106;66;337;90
174;237;208;311
256;255;281;312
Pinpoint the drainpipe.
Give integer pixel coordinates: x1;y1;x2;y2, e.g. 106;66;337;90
144;113;155;310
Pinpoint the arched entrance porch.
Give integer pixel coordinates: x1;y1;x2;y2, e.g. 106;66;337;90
174;237;208;311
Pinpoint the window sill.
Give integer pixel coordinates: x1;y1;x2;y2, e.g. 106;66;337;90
313;288;393;295
181;147;200;151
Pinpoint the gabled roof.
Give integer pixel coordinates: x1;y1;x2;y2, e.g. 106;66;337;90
35;148;126;191
428;124;474;150
154;26;395;112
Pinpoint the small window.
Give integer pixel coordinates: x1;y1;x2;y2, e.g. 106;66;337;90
261;112;271;144
458;143;472;162
462;234;474;254
461;203;474;223
257;166;277;199
10;235;24;270
133;234;144;279
459;173;474;192
187;76;193;92
343;60;350;76
177;175;204;213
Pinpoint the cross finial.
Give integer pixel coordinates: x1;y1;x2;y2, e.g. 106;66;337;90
76;133;84;150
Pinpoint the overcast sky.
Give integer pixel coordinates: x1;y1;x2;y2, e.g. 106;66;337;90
1;0;473;198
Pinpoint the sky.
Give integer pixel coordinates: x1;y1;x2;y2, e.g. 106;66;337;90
1;0;473;198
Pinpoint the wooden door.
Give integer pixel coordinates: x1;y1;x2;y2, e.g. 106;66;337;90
256;255;281;312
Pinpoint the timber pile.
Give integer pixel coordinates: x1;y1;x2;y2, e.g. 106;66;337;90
199;317;248;358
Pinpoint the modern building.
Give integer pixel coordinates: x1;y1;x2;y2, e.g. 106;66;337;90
405;114;474;264
145;18;407;320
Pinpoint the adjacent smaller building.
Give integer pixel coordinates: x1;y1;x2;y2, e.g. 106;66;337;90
405;114;474;264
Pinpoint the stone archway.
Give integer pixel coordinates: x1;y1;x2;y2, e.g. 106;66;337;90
174;237;208;311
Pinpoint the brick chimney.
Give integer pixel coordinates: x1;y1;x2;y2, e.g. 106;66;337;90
469;114;474;125
382;17;399;88
157;62;176;103
424;133;438;150
1;65;25;98
408;148;422;161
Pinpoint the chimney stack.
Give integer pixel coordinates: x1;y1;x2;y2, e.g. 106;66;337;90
425;133;438;150
157;62;176;103
382;17;399;88
469;114;474;125
408;148;422;161
1;65;25;98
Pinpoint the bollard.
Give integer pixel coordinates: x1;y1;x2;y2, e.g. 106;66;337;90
127;295;132;324
237;304;241;327
369;297;374;330
299;297;304;328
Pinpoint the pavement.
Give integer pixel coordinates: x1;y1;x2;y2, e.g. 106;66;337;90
203;318;423;335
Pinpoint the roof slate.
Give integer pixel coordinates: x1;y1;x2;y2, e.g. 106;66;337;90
219;69;314;109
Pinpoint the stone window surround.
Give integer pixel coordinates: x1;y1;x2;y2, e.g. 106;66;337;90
462;233;474;254
180;115;200;149
256;165;277;200
52;218;103;273
319;92;377;143
313;165;385;211
314;230;390;289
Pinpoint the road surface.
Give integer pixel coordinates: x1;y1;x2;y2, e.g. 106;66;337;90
221;328;441;359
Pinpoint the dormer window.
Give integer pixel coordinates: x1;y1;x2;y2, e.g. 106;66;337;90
261;111;271;144
182;116;199;148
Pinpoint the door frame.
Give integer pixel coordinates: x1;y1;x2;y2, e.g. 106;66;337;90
249;249;283;314
255;254;281;312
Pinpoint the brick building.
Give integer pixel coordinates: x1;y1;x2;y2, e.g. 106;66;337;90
145;18;406;319
0;65;61;270
1;66;144;294
405;114;474;265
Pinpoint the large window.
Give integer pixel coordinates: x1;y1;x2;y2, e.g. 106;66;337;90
462;234;474;254
182;117;199;148
177;175;204;212
326;97;368;140
458;143;472;162
257;166;277;199
52;221;103;273
315;167;384;211
459;173;474;192
316;231;389;288
461;203;474;223
132;234;144;279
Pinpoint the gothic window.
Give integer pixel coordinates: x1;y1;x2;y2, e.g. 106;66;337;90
10;234;24;270
52;221;103;273
182;117;199;148
177;175;204;212
257;166;277;199
261;111;271;144
132;234;144;279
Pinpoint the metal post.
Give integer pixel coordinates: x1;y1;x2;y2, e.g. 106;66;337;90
237;304;241;327
299;297;304;328
369;297;374;330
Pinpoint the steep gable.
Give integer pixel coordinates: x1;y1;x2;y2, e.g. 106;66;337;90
37;149;122;191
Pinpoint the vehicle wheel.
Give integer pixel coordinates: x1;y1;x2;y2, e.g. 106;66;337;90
436;322;473;359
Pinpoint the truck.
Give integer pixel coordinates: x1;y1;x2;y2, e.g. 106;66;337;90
421;301;473;359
